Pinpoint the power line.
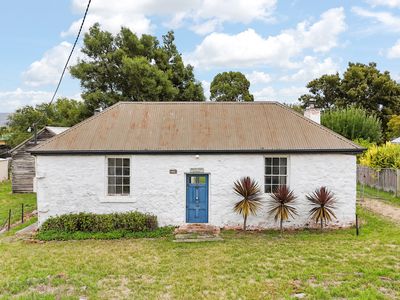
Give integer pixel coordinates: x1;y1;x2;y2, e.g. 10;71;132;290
48;0;92;105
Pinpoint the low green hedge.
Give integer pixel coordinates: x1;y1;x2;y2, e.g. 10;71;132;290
40;211;158;233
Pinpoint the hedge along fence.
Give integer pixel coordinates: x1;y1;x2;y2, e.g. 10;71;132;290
40;211;158;233
357;165;400;196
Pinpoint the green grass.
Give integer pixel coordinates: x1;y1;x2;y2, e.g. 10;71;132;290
357;183;400;207
0;181;36;227
0;208;399;299
37;226;175;241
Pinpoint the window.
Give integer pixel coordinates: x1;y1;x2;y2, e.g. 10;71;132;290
264;157;287;193
107;158;130;195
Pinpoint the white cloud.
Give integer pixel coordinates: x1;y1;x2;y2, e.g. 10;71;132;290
280;56;338;82
201;80;211;100
0;89;53;112
246;71;272;84
388;40;400;58
352;7;400;32
22;42;76;87
367;0;400;8
63;0;277;37
253;86;307;103
186;7;346;68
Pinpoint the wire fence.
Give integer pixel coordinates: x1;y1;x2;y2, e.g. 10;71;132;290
0;204;25;232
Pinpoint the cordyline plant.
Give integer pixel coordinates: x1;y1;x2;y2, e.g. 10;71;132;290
233;177;263;230
268;185;298;235
306;187;337;230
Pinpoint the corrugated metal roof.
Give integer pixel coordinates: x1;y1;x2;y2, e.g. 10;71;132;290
392;137;400;144
31;102;362;154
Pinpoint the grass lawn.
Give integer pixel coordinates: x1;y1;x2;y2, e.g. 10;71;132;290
357;183;400;207
0;181;36;227
0;208;399;299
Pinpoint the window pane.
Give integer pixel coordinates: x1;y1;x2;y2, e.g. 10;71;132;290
272;185;279;193
279;176;287;185
108;158;116;166
116;186;122;194
116;167;122;175
265;166;272;174
198;176;206;184
123;186;130;195
108;177;116;185
280;166;287;175
116;177;122;185
108;167;115;175
189;176;197;184
280;158;287;166
273;166;279;175
123;177;130;185
123;168;130;176
123;158;130;167
108;185;116;194
265;185;271;193
273;158;279;165
265;176;272;184
116;158;122;167
272;177;279;185
265;158;272;165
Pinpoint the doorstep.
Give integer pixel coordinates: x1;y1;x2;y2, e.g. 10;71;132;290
173;223;223;243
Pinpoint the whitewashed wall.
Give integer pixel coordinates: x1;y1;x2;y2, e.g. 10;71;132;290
36;154;356;228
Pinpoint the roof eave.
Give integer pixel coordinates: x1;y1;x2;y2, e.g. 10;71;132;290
30;148;365;155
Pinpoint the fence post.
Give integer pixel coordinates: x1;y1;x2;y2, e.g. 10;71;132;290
21;203;24;224
396;169;400;197
7;209;11;231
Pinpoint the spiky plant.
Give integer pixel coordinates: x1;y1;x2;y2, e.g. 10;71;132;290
233;177;263;230
268;185;298;235
306;187;337;230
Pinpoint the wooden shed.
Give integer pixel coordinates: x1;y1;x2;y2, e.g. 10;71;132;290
10;126;69;193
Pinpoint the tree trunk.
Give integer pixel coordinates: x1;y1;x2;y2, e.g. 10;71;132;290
280;218;283;236
320;218;323;230
243;215;247;231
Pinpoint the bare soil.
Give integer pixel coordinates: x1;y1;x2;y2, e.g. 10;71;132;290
360;198;400;224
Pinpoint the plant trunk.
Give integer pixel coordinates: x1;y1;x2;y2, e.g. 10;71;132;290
280;218;283;237
320;218;323;231
243;215;247;231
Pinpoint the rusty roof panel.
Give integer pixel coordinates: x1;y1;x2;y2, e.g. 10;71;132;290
31;102;362;153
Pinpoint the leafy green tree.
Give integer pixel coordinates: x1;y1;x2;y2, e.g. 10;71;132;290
70;24;204;112
7;98;86;147
387;115;400;140
299;62;400;129
210;71;254;102
321;107;382;143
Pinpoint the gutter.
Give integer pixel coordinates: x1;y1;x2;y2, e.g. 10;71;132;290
30;148;365;155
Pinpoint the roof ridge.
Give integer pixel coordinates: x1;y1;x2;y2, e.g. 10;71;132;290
32;102;124;152
274;102;361;149
117;101;278;105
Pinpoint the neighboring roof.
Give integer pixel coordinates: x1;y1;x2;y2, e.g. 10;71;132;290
11;126;70;153
392;137;400;144
45;126;70;135
31;102;363;154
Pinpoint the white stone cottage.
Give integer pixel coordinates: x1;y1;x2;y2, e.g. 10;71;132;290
31;102;363;228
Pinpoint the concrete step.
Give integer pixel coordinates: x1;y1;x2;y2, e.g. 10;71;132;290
174;224;223;242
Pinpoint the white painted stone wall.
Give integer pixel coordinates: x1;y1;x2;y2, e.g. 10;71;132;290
36;154;356;229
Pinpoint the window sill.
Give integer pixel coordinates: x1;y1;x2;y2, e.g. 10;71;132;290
101;197;135;203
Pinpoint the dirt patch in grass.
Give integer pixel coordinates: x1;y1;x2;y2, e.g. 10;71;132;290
97;275;131;299
360;198;400;224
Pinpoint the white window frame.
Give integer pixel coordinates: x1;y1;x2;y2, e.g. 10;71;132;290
264;155;289;194
105;156;131;197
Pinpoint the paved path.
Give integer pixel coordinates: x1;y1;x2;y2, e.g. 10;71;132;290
359;198;400;224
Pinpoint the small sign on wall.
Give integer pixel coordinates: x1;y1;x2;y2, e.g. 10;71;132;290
169;169;177;174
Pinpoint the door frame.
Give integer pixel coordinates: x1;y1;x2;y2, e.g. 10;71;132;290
185;173;210;223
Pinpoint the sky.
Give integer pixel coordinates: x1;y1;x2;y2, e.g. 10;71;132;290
1;0;400;113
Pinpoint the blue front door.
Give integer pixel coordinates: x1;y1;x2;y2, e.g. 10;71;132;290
186;174;209;223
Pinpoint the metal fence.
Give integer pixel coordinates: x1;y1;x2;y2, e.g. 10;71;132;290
357;165;400;196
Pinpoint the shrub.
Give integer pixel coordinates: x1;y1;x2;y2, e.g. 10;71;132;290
359;142;400;170
321;107;382;143
41;211;158;233
306;187;337;230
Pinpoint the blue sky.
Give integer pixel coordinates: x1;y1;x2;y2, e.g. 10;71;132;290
1;0;400;112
